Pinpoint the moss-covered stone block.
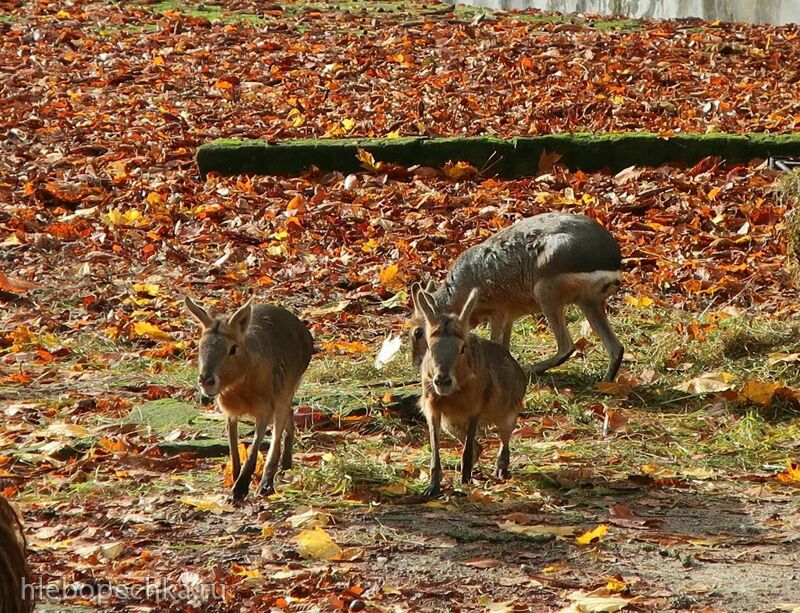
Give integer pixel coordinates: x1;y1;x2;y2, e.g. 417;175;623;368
196;133;800;178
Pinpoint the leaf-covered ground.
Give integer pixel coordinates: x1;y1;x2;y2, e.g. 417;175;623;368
3;1;800;611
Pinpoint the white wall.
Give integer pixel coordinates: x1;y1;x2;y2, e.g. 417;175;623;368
459;0;800;25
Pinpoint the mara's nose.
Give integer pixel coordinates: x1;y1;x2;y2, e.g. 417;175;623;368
198;373;217;387
434;373;452;388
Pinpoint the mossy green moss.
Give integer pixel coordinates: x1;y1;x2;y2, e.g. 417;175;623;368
196;133;800;178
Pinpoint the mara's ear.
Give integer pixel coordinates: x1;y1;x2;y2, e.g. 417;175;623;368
410;283;423;314
424;279;437;294
418;291;438;327
228;298;253;336
185;296;214;329
458;288;480;325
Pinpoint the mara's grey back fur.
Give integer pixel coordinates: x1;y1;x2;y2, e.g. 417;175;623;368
411;212;624;381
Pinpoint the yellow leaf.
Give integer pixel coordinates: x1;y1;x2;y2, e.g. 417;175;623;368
379;263;399;285
231;564;263;585
775;461;800;484
179;496;231;515
152;55;165;66
739;380;782;406
287;108;305;127
707;186;721;201
131;283;160;297
356;147;383;172
47;423;91;438
442;160;479;180
362;238;379;253
386;130;402;139
640;463;666;475
145;191;164;207
576;524;608;546
132;321;173;342
341;118;356;132
106;208;142;226
296;526;342;560
379;483;408;496
320;340;371;354
224;443;264;487
605;577;627;593
624;295;653;308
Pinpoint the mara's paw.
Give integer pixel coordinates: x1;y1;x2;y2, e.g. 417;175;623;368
422;482;442;498
231;480;250;504
494;467;511;480
257;483;275;497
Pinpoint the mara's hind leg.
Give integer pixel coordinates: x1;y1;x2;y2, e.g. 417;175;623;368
490;314;513;350
530;299;575;375
281;418;294;470
579;299;624;382
495;420;514;480
444;419;482;466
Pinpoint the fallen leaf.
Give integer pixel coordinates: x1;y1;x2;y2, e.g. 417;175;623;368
576;524;608;546
178;496;231;515
775;461;800;485
673;372;735;394
296;526;342;560
624;295;654;308
739;380;782;406
374;334;402;370
0;271;40;292
461;556;502;569
560;593;630;613
442;160;479;180
496;520;578;538
767;352;800;366
132;321;173;342
47;423;91;438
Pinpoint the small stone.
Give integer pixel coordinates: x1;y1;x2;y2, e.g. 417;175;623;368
343;174;359;191
478;205;498;219
348;599;365;612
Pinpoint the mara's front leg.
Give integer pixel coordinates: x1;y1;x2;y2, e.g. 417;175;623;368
227;416;241;482
460;415;479;484
231;416;267;503
257;406;289;496
423;409;442;498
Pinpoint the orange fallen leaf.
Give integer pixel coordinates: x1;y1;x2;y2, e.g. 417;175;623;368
0;271;40;293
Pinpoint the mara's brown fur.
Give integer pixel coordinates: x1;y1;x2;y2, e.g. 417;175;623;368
412;286;527;497
0;497;32;613
185;297;313;503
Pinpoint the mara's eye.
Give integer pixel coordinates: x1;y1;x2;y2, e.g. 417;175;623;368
413;328;423;339
460;344;466;354
229;344;238;356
